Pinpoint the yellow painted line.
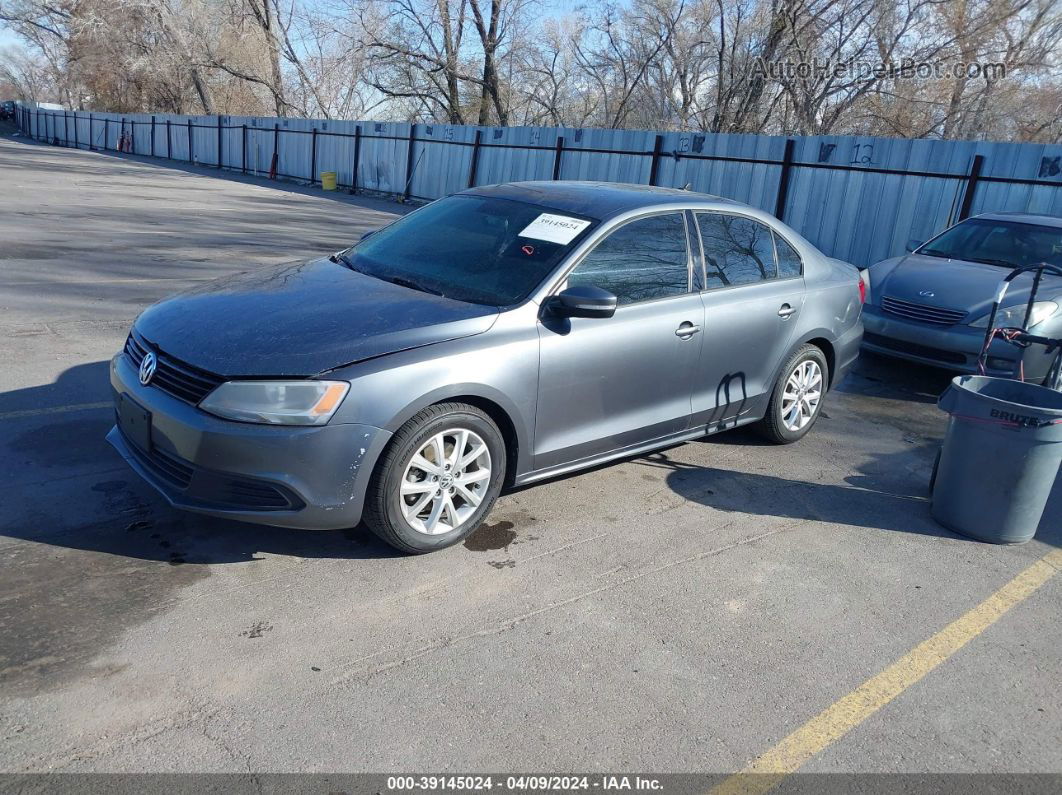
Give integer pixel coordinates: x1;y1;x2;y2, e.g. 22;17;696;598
0;401;112;421
713;546;1062;795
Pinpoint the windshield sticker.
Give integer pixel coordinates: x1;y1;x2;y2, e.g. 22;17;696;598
518;214;591;245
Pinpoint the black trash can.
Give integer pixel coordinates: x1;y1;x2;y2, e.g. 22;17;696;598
931;375;1062;543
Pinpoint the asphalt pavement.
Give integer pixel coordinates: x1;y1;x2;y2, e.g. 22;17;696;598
0;130;1059;777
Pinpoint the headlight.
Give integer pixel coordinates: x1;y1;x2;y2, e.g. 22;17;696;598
199;380;349;425
969;301;1058;329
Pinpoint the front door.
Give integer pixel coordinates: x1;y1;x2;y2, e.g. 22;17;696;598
534;211;703;470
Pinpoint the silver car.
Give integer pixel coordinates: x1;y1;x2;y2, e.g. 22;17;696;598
863;212;1062;382
108;181;864;553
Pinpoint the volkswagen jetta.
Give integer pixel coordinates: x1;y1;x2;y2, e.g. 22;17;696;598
108;181;864;553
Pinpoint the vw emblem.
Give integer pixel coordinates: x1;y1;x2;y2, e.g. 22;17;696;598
919;290;935;298
138;351;157;386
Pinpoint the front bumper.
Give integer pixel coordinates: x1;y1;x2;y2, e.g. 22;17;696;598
107;352;392;530
861;304;1054;381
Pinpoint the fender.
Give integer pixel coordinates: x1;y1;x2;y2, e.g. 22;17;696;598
384;381;534;480
769;329;839;392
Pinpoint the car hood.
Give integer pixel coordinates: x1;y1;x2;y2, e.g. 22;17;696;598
134;258;499;377
874;253;1062;319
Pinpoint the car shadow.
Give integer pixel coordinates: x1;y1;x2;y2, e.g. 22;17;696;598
641;442;1060;548
839;350;956;405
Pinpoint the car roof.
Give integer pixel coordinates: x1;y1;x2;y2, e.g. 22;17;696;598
973;211;1062;228
461;180;740;219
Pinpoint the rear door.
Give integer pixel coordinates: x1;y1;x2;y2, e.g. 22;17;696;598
690;212;806;428
534;211;703;470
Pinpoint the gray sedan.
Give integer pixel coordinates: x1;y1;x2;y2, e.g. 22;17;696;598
863;212;1062;382
108;181;864;553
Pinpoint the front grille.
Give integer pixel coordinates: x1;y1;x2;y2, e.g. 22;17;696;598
124;433;195;489
863;332;967;365
881;296;967;326
125;331;224;405
219;478;300;509
119;426;301;510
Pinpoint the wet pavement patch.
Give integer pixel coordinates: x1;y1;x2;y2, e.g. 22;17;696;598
0;516;209;697
463;520;516;551
239;621;273;639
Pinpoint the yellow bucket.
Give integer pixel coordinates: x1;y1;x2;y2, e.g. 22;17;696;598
320;171;337;191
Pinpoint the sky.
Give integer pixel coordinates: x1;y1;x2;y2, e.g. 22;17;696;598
0;23;19;48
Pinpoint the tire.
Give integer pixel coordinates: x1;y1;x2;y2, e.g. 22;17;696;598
363;402;507;554
755;344;830;444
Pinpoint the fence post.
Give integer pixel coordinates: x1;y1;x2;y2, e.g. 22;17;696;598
774;138;796;221
104;118;110;150
242;124;247;174
187;118;194;162
467;129;482;188
310;126;318;183
958;154;984;221
403;123;417;201
72;111;79;149
647;134;664;186
270;123;279;179
63;111;69;146
217;114;223;168
166;119;172;158
150;116;156;157
552;135;565;180
351;125;361;192
35;108;40;140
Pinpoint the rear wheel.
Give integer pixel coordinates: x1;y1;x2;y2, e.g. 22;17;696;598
756;344;829;444
363;402;506;554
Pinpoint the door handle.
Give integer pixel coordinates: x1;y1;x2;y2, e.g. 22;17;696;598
675;322;701;338
778;304;797;319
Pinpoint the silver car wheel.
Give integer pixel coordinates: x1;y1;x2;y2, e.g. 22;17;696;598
399;427;492;536
780;359;823;432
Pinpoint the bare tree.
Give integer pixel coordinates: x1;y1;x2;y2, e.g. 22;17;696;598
363;0;472;122
2;0;1060;142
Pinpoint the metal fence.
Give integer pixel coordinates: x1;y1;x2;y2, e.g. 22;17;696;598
15;104;1062;267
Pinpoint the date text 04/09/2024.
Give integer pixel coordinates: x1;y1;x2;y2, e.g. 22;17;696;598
385;776;664;791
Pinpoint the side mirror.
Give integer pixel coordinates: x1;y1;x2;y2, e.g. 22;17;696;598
906;238;924;253
546;285;618;319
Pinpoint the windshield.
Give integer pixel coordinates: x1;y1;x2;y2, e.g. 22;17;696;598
919;218;1062;268
342;195;598;305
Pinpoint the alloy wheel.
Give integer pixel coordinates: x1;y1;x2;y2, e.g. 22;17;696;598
780;359;823;432
399;428;492;535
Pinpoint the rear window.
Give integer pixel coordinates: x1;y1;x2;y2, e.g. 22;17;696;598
696;213;778;288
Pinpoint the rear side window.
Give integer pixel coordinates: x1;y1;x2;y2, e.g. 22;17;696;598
774;232;803;278
567;213;691;305
696;213;778;289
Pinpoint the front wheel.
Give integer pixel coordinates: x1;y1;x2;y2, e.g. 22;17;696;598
756;344;829;444
363;402;507;554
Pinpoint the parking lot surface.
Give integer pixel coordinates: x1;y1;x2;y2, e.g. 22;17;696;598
1;131;1059;776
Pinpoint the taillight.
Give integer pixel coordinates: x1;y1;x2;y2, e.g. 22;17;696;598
858;278;867;304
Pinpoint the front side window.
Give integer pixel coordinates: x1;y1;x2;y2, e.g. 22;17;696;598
919;218;1062;269
345;195;598;305
567;213;691;305
697;213;778;289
